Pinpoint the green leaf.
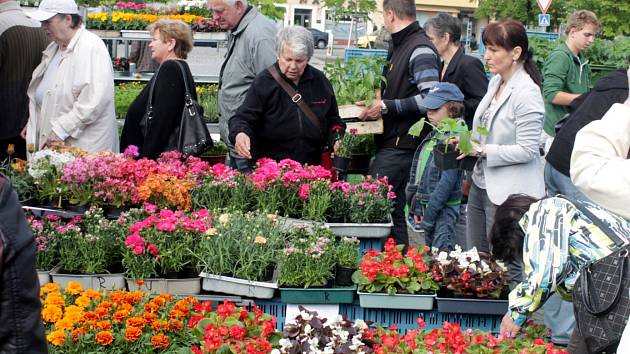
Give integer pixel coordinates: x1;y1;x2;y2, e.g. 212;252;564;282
408;118;426;137
458;131;473;154
476;126;489;136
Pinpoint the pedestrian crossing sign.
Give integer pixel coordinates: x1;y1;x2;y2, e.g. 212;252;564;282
538;14;551;27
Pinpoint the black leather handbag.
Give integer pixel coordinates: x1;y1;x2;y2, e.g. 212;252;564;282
140;60;212;157
569;198;630;353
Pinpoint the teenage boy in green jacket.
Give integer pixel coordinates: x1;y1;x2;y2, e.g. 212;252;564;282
543;10;600;138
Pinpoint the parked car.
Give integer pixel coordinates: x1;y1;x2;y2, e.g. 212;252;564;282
308;28;329;49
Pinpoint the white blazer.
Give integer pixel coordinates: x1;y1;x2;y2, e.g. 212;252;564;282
26;28;118;154
471;67;546;205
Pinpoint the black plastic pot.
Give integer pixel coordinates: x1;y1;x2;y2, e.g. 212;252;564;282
106;206;132;219
433;144;459;171
66;204;89;214
335;265;356;286
263;264;276;281
332;156;350;173
458;156;478;171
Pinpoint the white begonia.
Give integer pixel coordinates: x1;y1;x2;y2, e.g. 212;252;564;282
437;251;449;265
449;244;462;259
481;260;491;273
28;150;75;179
354;319;368;329
271;350;282;354
307;337;319;348
304;323;313;335
497;260;508;271
278;338;292;349
300;311;312;321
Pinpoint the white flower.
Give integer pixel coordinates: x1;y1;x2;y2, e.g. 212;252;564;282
271;349;282;354
304;324;313;335
481;260;491;273
299;310;312;321
278;338;292;349
497;260;508;271
307;337;318;348
437;251;449;265
354;319;368;330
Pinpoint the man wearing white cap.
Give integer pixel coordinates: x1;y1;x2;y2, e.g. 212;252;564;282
22;0;119;154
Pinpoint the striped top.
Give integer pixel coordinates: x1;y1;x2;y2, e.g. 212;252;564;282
509;197;630;326
389;46;439;115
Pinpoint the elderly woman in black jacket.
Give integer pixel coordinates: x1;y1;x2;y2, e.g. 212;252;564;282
424;13;488;127
229;25;344;167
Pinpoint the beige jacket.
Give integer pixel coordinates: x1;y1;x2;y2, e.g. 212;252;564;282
26;27;118;153
571;103;630;219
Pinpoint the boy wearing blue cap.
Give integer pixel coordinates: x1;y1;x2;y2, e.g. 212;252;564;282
406;82;465;250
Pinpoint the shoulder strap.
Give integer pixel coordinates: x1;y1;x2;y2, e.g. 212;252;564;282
267;64;323;133
558;195;628;247
173;60;193;96
144;64;163;117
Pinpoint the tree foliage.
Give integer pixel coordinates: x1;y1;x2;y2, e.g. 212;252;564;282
324;0;377;22
475;0;629;38
250;0;286;21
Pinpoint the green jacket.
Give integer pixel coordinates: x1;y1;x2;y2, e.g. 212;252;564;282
542;43;592;136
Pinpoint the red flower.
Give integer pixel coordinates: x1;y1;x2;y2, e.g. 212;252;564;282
229;325;246;341
216;301;236;319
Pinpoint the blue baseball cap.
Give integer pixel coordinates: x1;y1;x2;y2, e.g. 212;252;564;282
419;82;464;110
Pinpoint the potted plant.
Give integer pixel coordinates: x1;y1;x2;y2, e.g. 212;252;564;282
431;246;510;315
352;238;439;310
50;207;127;290
28;214;61;285
332;127;360;179
122;205;212;294
41;283;200;352
324;56;387;114
198;140;228;165
0;146;35;205
335;237;360;286
347;134;375;173
278;306;371;353
195;211;284;299
325;177;396;237
188;300;280;353
408;118;487;171
27;148;76;207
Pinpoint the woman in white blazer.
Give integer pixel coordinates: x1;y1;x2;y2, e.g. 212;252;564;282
461;19;545;260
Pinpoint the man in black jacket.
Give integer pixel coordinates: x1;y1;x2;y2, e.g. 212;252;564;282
358;0;440;246
0;175;47;353
545;68;628;200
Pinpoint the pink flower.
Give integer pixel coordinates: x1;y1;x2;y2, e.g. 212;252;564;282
123;145;139;158
147;244;159;257
297;183;310;201
387;191;396;199
156;221;176;232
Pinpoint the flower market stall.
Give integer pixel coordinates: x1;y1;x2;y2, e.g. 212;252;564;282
6;146;565;352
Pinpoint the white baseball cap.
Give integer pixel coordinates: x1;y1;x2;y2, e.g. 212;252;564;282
28;0;79;22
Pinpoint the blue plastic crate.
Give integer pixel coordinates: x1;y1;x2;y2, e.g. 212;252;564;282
344;48;388;61
358;237;385;258
250;299;286;330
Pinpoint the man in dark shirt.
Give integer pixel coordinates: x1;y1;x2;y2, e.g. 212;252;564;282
358;0;440;246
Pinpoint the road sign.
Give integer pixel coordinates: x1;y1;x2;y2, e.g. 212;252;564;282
536;0;553;14
538;14;551;27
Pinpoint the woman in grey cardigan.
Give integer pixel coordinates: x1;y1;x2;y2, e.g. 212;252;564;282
459;19;545;269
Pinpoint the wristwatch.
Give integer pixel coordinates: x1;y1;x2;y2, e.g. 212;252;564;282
380;100;388;115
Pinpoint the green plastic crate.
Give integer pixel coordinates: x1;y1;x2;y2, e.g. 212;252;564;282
279;285;357;304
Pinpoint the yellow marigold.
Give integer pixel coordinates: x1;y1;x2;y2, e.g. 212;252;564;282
95;331;114;346
124;326;143;342
65;281;84;295
75;295;91;308
254;235;267;244
151;333;169;349
44;293;65;307
96;320;112;331
42;305;63;323
47;329;66;347
54;318;75;331
40;282;60;296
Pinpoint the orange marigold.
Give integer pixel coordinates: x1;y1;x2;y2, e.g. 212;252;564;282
65;281;84;295
124;326;143;342
40;283;60;296
151;333;169;349
69;327;86;342
47;329;66;347
96;320;112;331
44;293;65;307
42;305;63;323
95;331;114;346
168;319;183;331
75;295;91;308
84;289;101;301
143;312;158;322
112;309;131;322
126;317;146;328
151;319;168;331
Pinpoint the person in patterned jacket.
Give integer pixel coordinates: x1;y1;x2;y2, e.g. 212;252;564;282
489;194;630;353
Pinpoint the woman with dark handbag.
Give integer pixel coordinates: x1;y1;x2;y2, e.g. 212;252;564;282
490;194;630;353
120;19;210;159
228;26;345;168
